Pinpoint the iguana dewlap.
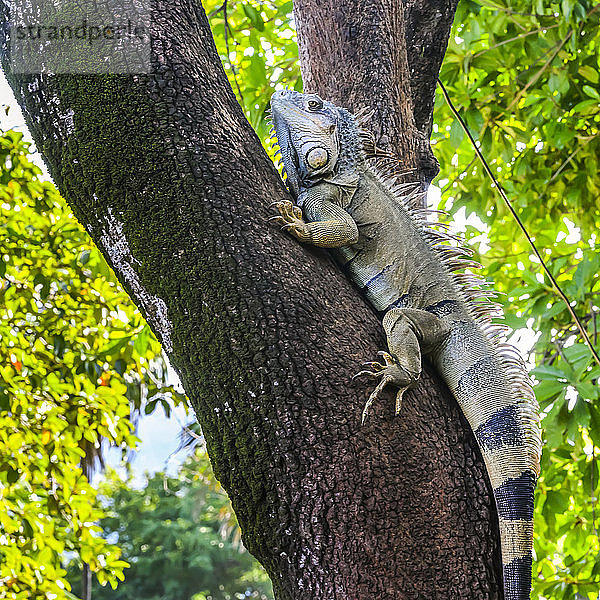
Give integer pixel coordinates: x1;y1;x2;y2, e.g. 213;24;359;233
269;89;542;600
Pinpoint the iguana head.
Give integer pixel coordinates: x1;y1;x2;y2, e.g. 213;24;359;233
270;90;357;197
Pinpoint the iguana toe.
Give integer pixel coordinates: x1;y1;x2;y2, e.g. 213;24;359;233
269;200;310;241
355;353;419;423
361;375;395;424
271;200;303;220
352;360;387;379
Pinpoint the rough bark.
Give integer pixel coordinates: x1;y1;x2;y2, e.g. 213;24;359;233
404;0;463;136
1;0;503;597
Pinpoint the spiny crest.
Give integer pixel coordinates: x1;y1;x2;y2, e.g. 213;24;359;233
337;114;507;336
353;107;384;159
354;116;425;210
353;108;419;193
360;142;501;322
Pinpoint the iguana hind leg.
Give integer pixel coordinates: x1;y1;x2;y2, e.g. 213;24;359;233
355;308;451;423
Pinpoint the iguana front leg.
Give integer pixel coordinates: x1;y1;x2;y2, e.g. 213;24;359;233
355;308;451;423
270;182;359;248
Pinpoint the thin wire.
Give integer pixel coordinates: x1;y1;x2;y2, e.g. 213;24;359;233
593;445;598;539
592;444;600;600
437;79;600;367
594;316;600;600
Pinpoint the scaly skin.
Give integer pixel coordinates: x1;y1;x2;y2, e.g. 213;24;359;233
269;89;542;600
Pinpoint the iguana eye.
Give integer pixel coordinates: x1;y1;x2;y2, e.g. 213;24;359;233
307;98;323;111
306;147;328;168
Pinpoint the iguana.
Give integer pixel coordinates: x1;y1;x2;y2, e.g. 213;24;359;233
268;89;542;600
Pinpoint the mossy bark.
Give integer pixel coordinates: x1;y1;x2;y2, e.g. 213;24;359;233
1;0;503;597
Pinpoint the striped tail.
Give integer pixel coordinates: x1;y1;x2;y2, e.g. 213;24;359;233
430;305;541;600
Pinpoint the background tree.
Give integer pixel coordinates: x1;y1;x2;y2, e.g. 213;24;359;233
67;448;273;600
0;128;184;595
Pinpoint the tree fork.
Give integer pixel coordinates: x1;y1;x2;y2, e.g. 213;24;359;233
0;0;503;597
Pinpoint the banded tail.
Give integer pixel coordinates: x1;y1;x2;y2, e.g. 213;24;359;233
428;299;541;600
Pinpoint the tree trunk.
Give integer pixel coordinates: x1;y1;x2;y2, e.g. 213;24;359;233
81;559;92;600
0;0;503;597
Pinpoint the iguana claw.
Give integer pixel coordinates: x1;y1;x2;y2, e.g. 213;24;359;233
269;200;310;241
361;375;398;425
353;351;397;380
270;200;303;221
354;351;418;424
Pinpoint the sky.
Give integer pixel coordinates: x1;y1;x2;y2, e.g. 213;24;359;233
0;71;29;136
103;399;190;483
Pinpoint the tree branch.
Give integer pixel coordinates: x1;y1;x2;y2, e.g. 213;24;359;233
294;0;437;185
295;0;460;185
404;0;461;135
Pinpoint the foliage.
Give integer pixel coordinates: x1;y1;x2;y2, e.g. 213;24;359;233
434;1;600;598
204;0;300;144
66;447;273;600
0;128;185;597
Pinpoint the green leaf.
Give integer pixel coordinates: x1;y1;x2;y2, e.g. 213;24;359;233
99;335;132;356
78;249;91;265
563;343;593;370
449;119;464;148
160;397;171;418
114;358;126;376
53;334;66;359
21;518;34;539
582;85;600;99
576;382;598;401
543;300;567;319
545;489;570;515
133;325;151;356
0;388;9;412
561;0;572;20
578;65;599;84
144;398;158;415
5;465;20;483
277;1;293;14
466;110;484;136
532;364;569;381
535;379;565;403
242;4;265;31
